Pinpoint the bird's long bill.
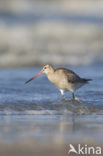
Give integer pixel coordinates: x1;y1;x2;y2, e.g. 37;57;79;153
25;71;42;84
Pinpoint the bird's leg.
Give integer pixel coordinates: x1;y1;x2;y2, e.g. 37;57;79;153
72;92;75;100
60;89;65;99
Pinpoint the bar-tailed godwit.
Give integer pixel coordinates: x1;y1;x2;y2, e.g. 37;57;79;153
26;64;91;99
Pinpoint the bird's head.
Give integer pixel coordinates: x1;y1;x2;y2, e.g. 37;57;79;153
25;64;54;84
41;64;54;74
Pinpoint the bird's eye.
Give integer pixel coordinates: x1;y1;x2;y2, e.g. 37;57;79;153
44;67;47;69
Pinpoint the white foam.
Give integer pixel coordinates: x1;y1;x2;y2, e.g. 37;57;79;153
0;109;73;116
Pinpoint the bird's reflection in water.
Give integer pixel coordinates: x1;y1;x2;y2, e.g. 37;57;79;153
47;114;97;145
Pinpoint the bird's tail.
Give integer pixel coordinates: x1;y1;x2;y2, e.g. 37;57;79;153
81;78;92;83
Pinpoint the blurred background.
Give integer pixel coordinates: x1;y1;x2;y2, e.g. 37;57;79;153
0;1;103;156
0;0;103;67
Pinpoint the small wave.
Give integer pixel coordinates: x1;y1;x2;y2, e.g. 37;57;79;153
0;110;72;116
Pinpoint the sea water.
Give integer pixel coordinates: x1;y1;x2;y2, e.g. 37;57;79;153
0;64;103;145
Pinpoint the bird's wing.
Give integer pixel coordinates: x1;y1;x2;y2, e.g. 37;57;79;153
63;69;81;83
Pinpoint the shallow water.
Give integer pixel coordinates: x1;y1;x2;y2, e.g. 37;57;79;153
0;64;102;115
0;64;103;146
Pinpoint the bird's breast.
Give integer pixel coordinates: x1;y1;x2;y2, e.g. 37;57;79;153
47;72;68;90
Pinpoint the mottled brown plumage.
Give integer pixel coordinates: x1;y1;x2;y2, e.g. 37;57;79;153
26;64;91;99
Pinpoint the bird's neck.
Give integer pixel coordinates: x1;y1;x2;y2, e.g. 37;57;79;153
46;68;55;78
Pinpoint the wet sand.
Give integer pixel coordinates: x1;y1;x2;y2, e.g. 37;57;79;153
0;142;102;156
0;115;103;156
0;142;66;156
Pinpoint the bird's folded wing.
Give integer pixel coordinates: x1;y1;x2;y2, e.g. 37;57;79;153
63;69;80;83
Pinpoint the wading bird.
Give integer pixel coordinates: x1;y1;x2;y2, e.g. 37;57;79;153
26;64;91;100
